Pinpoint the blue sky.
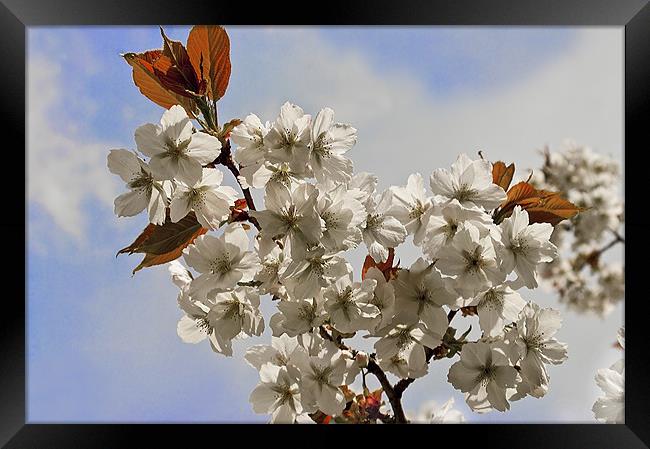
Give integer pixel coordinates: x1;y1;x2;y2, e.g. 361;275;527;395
27;26;623;423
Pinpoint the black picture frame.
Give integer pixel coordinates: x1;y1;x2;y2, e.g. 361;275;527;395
5;0;648;446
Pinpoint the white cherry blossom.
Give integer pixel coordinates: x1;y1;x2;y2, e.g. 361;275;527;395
499;206;557;289
436;225;505;298
593;359;624;423
168;260;193;290
254;243;287;299
421;199;494;259
364;267;396;333
410;397;466;423
272;298;327;337
135;105;221;185
348;172;379;206
471;285;526;337
292;344;356;416
279;247;350;300
430;153;506;210
107;149;169;224
232;113;270;166
386;173;433;245
170;168;238;229
183;224;259;298
265;102;311;175
206;287;264;352
448;341;519;412
309;107;356;183
176;287;263;356
323;275;378;333
245;334;302;371
251;182;323;258
362;190;408;263
374;312;444;379
394;258;456;329
250;363;303;423
512;303;568;396
317;184;365;252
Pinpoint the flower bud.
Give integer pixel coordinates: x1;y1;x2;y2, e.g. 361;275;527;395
355;351;369;368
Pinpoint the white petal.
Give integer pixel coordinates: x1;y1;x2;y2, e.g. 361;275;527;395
448;360;478;392
187;132;222;164
244;345;277;370
177;315;206;343
176;156;203;186
170;192;192;223
430;169;455;197
312;107;334;139
161;105;192;142
317;385;346;416
114;189;149;217
107;149;142;182
149;153;178;180
135;123;165;157
199;168;224;187
486;379;510;412
148;187;167;225
250;383;278;414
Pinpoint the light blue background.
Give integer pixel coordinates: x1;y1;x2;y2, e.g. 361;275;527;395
27;26;624;423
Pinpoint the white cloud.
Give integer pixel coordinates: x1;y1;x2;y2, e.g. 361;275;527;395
27;54;120;243
225;28;622;190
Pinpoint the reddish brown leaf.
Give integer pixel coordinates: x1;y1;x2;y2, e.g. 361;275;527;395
525;193;582;226
117;211;207;274
158;27;203;97
502;181;538;207
361;248;398;281
122;51;198;116
186;25;232;101
116;223;156;256
495;181;581;225
221;118;242;139
492;161;515;191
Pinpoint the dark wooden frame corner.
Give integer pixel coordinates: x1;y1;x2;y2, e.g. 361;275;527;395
4;0;648;446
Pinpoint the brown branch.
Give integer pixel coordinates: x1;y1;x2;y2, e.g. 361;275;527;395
393;308;459;398
213;140;261;231
319;325;406;423
318;325;350;351
195;100;260;231
366;358;408;424
597;236;624;254
609;229;625;245
575;231;625;271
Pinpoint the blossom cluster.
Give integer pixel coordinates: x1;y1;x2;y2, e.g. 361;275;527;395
109;102;570;423
530;141;624;316
592;327;624;423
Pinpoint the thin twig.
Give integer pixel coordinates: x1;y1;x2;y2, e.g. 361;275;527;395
598;237;624;254
318;325;407;423
609;228;625;244
213;140;261;230
393;308;458;397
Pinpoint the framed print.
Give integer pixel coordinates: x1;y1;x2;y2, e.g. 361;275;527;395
5;0;650;446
